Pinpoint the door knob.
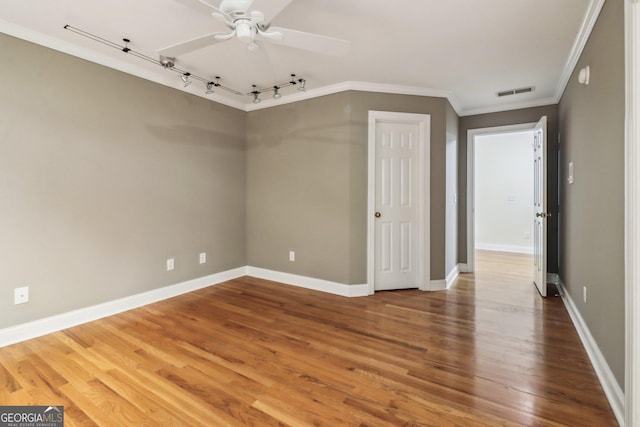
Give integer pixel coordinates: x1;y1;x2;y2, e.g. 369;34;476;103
375;212;381;218
536;212;552;218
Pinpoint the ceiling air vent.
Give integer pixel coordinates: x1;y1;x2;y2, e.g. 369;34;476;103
496;86;535;97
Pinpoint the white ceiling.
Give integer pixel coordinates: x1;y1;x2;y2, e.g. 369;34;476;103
0;0;602;116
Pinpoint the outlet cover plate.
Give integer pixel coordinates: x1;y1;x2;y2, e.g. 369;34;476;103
14;286;29;304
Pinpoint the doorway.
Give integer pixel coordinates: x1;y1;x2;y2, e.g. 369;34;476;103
467;123;538;274
474;130;535;254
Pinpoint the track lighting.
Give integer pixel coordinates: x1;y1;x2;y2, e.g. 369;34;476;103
63;26;307;104
252;85;261;104
159;56;175;69
181;73;191;87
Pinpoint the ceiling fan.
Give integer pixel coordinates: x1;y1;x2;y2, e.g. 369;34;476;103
159;0;350;57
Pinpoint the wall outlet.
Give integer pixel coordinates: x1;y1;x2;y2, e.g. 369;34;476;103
199;252;207;264
583;286;587;303
14;286;29;305
166;258;175;271
289;251;295;262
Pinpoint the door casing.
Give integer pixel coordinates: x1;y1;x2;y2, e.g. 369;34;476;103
466;122;537;273
367;111;430;294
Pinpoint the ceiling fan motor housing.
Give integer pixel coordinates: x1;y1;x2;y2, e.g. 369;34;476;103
234;18;255;43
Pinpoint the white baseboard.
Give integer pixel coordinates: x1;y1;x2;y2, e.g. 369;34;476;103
458;263;470;273
429;279;447;291
475;242;534;254
446;265;460;288
0;267;246;348
556;278;625;425
246;266;369;297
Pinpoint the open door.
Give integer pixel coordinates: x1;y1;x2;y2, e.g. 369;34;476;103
533;116;548;297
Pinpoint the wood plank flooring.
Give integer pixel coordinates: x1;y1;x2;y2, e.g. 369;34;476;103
0;250;617;426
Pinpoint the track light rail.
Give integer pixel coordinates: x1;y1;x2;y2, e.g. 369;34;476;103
63;25;305;101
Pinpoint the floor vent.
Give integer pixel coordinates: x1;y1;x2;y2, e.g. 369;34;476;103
497;86;535;97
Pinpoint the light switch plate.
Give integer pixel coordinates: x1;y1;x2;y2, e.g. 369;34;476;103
568;162;574;184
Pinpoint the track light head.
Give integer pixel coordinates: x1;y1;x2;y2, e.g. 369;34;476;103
159;56;175;69
298;79;306;92
206;82;215;94
273;86;281;99
181;73;191;87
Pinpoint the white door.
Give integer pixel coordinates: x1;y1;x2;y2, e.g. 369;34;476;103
368;113;431;291
533;116;548;297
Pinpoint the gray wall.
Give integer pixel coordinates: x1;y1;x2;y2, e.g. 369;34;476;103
0;34;247;328
458;104;559;273
558;0;625;387
247;91;450;284
246;93;353;283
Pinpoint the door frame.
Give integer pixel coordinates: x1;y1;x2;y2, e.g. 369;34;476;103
466;122;537;273
625;0;640;424
367;111;430;295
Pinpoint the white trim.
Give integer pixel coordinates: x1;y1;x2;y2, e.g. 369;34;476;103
0;267;246;348
554;0;607;105
246;266;368;297
557;279;625;426
475;243;534;254
466;123;537;273
626;0;640;425
367;111;431;294
0;19;248;112
445;265;460;289
457;263;470;273
0;0;604;117
429;279;447;291
459;97;559;118
246;81;462;113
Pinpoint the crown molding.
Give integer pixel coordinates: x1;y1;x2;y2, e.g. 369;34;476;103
245;80;462;113
458;96;560;117
553;0;606;103
1;0;605;117
0;19;247;111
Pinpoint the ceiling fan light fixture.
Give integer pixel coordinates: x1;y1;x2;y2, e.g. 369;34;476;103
235;19;254;43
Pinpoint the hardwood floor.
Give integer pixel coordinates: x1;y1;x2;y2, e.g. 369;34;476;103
0;251;617;426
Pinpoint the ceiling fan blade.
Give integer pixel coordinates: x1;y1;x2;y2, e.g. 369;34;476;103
158;32;228;57
247;0;293;23
268;27;350;57
257;27;283;41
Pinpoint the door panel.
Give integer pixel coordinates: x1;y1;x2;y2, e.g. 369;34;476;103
533;116;548;297
374;121;420;290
